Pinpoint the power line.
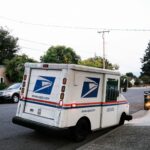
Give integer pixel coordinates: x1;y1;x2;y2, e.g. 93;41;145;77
0;16;96;30
106;28;150;32
1;15;150;32
21;46;43;51
19;38;50;46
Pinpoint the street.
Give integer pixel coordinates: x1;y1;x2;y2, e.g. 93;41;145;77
123;87;150;114
0;103;115;150
0;87;149;150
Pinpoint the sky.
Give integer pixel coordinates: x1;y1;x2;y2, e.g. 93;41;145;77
0;0;150;76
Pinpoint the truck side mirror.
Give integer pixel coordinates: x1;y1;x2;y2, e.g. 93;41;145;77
120;77;128;92
123;87;127;92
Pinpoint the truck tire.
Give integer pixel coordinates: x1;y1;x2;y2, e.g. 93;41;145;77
119;113;126;125
71;119;90;142
12;94;19;103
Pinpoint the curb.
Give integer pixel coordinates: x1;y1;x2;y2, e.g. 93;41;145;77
77;110;142;150
77;125;123;150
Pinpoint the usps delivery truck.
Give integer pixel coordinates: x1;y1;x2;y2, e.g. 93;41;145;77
13;63;132;141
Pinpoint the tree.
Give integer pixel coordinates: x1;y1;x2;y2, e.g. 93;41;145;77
134;78;142;86
141;41;150;76
0;27;19;64
125;72;138;87
79;56;119;70
126;72;135;78
140;75;150;84
40;45;80;64
5;54;36;82
140;41;150;84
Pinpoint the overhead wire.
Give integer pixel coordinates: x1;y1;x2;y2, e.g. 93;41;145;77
1;15;150;54
21;46;44;51
1;15;150;32
19;38;50;46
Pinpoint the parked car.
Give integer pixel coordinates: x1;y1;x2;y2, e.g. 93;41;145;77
0;83;22;103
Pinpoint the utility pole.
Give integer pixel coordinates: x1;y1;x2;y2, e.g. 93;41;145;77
97;30;109;69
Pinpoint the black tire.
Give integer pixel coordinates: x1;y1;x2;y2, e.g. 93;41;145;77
12;94;19;103
71;119;90;142
119;113;126;125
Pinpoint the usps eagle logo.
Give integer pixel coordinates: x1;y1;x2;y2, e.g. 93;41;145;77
81;77;100;98
33;76;55;95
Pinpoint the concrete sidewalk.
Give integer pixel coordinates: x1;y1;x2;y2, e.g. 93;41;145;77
78;110;150;150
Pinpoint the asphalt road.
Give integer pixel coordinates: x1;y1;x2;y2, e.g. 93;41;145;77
122;87;150;114
0;87;149;150
0;103;115;150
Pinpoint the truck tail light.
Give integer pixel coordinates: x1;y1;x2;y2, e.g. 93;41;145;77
71;103;77;108
23;75;27;81
21;75;27;95
60;93;64;100
59;78;67;107
21;88;25;94
63;78;67;84
43;64;49;68
61;86;65;92
59;100;63;106
22;81;26;87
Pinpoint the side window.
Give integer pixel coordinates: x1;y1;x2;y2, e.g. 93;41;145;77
106;78;119;102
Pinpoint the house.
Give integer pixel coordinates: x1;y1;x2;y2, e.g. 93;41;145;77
0;65;9;85
129;78;136;86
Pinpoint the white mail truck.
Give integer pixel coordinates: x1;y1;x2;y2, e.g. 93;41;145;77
13;63;132;141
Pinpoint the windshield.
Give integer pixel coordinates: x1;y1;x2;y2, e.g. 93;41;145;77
7;83;21;90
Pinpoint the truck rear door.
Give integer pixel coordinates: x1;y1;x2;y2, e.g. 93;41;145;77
23;68;62;119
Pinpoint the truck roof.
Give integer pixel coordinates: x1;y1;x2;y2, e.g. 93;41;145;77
25;63;120;76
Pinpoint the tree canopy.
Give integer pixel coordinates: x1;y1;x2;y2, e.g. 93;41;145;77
0;27;19;64
140;41;150;84
79;56;119;70
141;42;150;76
5;54;36;82
40;45;80;64
126;72;137;78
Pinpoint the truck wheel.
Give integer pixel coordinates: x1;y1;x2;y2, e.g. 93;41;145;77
119;113;126;125
12;94;19;103
71;119;90;142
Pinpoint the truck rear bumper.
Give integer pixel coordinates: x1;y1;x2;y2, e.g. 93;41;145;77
125;114;132;121
12;116;68;131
